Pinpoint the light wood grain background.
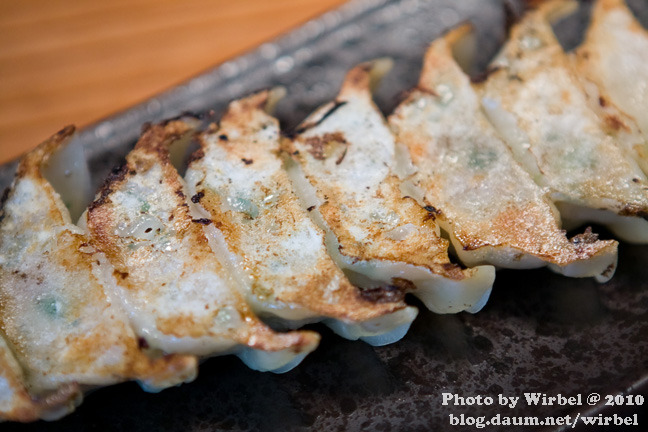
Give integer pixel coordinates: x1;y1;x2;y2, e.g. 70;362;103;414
0;0;348;164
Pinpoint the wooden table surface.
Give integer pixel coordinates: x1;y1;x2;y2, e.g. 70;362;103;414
0;0;348;164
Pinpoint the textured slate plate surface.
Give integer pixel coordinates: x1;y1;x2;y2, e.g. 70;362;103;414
2;0;648;430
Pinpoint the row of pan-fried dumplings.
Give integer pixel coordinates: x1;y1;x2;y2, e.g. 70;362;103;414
1;0;647;422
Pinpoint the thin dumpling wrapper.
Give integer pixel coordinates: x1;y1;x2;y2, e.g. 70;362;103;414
389;24;618;282
478;0;648;243
0;334;80;422
0;127;197;397
86;120;319;373
573;0;648;174
185;90;418;346
286;61;495;314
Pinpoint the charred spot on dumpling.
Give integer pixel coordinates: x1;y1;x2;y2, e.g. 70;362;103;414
423;205;442;222
600;262;617;280
358;282;407;304
0;188;9;223
470;65;501;84
1;187;11;206
113;270;129;280
190;191;204;203
619;204;648;219
603;114;629;132
304;136;326;160
570;227;599;246
304;132;348;161
88;164;129;211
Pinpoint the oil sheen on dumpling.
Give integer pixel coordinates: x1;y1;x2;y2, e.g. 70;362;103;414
0;127;197;398
0;334;80;422
286;61;495;314
86;120;319;373
184;90;418;346
389;24;618;282
478;0;648;243
573;0;648;174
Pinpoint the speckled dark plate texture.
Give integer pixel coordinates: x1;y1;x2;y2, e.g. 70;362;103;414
2;0;648;430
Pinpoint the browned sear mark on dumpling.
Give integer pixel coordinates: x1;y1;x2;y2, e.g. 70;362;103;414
304;132;348;162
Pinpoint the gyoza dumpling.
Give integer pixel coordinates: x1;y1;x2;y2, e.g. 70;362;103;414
0;127;197;398
184;90;418;346
286;61;495;314
86;120;319;373
389;24;618;282
478;0;648;243
0;334;80;422
573;0;648;174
